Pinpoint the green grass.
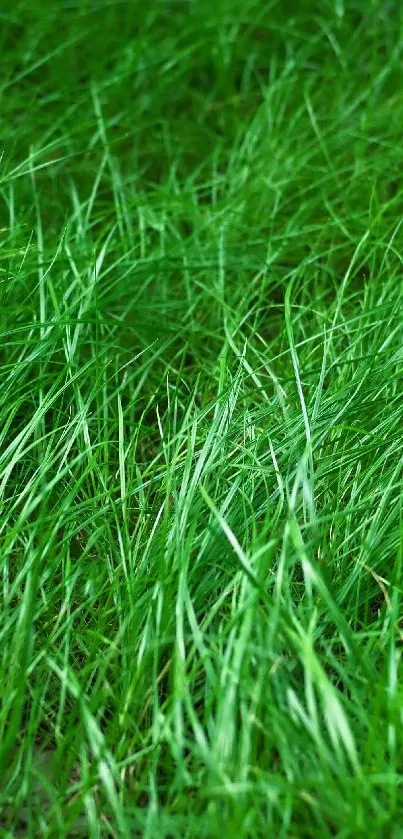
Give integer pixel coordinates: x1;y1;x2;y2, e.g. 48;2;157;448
1;1;403;835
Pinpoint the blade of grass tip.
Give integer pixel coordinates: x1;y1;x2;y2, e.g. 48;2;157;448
284;277;315;517
288;512;359;663
309;639;360;775
289;618;360;774
225;327;272;405
305;91;340;186
199;484;270;606
30;147;46;466
117;393;126;520
332;229;370;328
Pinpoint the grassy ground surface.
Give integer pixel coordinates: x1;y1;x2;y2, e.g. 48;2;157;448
1;1;403;836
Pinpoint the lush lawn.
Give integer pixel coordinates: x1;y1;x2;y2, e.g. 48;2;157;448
1;1;403;835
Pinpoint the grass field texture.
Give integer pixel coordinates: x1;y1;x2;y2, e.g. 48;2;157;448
1;1;403;836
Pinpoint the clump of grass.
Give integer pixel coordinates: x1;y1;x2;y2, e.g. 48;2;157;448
1;1;403;836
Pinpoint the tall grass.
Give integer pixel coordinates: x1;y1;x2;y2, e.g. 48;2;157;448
1;1;403;835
